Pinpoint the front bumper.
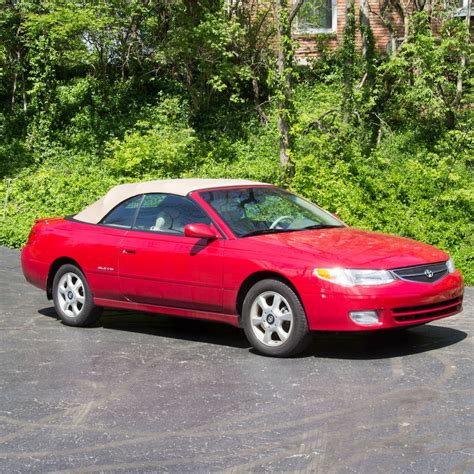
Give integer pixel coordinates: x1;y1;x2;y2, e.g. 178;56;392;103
302;270;464;331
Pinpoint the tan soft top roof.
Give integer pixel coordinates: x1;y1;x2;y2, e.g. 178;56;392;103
74;178;269;224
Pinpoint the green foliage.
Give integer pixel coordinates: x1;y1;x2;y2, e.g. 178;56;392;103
289;81;473;282
105;98;198;178
0;112;31;177
0;150;118;248
378;13;471;132
163;7;255;112
194;118;281;183
0;1;472;284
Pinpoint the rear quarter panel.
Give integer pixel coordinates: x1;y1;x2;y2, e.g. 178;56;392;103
21;219;126;299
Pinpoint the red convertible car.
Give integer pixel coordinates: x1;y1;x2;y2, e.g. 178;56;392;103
21;179;464;357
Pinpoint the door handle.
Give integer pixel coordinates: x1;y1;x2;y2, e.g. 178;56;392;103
122;249;136;254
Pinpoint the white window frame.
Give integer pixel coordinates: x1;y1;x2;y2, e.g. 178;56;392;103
293;0;338;34
455;0;473;16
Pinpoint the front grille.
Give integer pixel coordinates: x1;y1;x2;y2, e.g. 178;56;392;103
391;261;448;283
392;296;463;322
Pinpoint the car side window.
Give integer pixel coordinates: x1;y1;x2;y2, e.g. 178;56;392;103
133;193;211;235
100;195;143;229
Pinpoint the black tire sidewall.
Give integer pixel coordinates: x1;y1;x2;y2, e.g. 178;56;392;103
52;264;100;327
242;279;311;357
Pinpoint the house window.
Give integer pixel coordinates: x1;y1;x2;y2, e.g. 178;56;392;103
455;0;473;16
293;0;337;33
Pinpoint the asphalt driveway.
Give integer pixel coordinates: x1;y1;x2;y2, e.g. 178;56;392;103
0;246;472;473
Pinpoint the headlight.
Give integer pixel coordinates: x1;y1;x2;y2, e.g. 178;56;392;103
446;257;455;273
313;268;395;286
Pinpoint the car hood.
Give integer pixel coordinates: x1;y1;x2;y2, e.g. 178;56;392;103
250;227;448;269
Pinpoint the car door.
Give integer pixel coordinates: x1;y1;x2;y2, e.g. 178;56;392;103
118;193;224;312
76;194;143;301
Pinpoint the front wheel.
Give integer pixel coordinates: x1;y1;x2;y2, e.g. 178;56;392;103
52;264;101;327
242;279;312;357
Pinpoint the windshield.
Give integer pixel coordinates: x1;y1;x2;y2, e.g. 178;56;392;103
200;187;344;237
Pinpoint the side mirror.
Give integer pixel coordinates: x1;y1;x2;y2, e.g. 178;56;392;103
184;223;220;240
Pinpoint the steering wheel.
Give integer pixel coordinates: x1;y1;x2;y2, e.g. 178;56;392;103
270;215;295;229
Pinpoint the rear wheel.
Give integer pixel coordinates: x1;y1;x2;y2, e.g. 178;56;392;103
242;279;312;357
52;264;101;327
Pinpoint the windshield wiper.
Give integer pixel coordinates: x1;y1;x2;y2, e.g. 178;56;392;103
241;224;343;237
301;224;344;230
241;228;294;238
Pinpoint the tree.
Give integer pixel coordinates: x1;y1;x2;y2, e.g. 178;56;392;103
271;0;304;175
455;0;472;103
0;0;29;112
342;0;356;121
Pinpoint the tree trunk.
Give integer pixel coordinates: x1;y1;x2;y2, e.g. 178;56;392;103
455;0;472;103
342;0;356;121
360;0;375;85
12;25;21;110
271;0;294;174
391;33;398;54
252;77;268;125
21;67;27;112
270;0;306;175
403;14;409;38
11;70;17;109
360;0;370;57
368;0;398;55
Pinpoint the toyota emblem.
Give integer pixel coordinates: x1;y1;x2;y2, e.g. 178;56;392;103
424;269;434;279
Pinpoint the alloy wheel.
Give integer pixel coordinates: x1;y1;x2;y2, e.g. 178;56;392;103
249;291;293;347
57;272;86;318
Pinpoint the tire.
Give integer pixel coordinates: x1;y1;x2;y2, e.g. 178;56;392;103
52;264;101;327
242;279;312;357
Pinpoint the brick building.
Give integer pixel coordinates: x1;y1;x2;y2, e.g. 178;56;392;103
257;0;471;59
